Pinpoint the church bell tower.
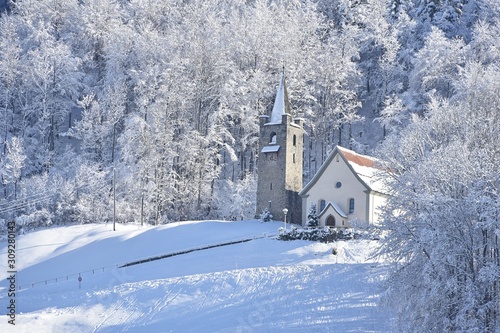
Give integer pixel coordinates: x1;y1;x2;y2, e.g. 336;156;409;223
256;74;303;224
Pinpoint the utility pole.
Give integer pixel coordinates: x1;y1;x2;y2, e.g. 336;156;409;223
112;123;116;231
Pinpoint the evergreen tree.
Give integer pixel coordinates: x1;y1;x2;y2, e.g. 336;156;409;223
307;203;319;227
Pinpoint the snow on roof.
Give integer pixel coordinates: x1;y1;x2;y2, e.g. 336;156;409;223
337;146;388;194
300;146;389;196
261;145;280;153
319;201;348;218
269;73;291;124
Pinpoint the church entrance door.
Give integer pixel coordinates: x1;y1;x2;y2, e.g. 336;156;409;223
326;215;335;227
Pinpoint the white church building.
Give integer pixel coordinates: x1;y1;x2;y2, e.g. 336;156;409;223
299;146;388;228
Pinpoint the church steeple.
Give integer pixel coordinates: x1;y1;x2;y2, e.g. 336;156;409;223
256;73;303;224
269;72;291;124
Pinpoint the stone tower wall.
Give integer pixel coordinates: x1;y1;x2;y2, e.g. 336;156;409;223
256;114;303;224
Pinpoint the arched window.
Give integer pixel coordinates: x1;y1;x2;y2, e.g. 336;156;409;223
319;199;326;212
326;215;335;227
293;135;297;146
270;132;277;144
349;198;355;214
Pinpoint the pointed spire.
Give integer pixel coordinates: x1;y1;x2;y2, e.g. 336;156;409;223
270;71;291;124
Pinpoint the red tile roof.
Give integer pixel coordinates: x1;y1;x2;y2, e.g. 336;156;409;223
337;146;376;168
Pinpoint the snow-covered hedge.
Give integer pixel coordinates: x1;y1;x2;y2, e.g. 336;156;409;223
278;226;361;242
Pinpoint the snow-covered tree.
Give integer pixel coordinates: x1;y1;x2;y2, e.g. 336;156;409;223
0;0;498;230
377;60;500;332
1;137;26;199
0;15;21;156
214;174;257;221
307;203;319;227
376;94;405;137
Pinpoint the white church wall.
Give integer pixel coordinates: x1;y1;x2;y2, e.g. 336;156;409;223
368;192;387;225
302;151;368;225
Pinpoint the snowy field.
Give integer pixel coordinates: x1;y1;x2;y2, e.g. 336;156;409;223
0;220;393;332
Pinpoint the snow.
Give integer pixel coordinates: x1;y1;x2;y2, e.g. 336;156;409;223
261;145;280;153
0;220;393;332
339;147;389;194
270;75;286;124
350;164;389;194
318;201;348;218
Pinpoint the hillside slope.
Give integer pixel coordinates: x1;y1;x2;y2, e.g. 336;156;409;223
0;221;392;332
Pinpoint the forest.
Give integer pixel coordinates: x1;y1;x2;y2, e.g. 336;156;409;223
0;0;499;331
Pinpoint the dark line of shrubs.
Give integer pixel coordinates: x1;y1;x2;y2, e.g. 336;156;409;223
278;227;361;243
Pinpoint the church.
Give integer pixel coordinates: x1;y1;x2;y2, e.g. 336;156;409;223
299;146;388;227
256;75;388;227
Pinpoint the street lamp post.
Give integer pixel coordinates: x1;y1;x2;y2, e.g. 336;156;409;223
113;165;116;231
283;208;288;233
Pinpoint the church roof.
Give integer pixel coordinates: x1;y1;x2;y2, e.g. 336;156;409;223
319;201;348;219
337;146;376;168
269;73;291;124
339;147;388;194
300;146;388;196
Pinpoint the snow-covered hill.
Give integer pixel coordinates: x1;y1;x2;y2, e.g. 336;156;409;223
0;221;393;332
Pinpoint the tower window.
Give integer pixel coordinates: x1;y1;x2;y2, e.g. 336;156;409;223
293;135;297;146
293;153;296;163
270;183;273;190
270;133;277;144
349;198;355;214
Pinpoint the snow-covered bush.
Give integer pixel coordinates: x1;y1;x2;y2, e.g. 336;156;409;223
260;208;273;222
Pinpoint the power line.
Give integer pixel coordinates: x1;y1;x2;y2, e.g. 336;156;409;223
0;182;110;215
0;192;55;209
0;194;55;214
0;166;146;216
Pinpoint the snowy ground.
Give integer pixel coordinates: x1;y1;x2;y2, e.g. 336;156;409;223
0;220;393;332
